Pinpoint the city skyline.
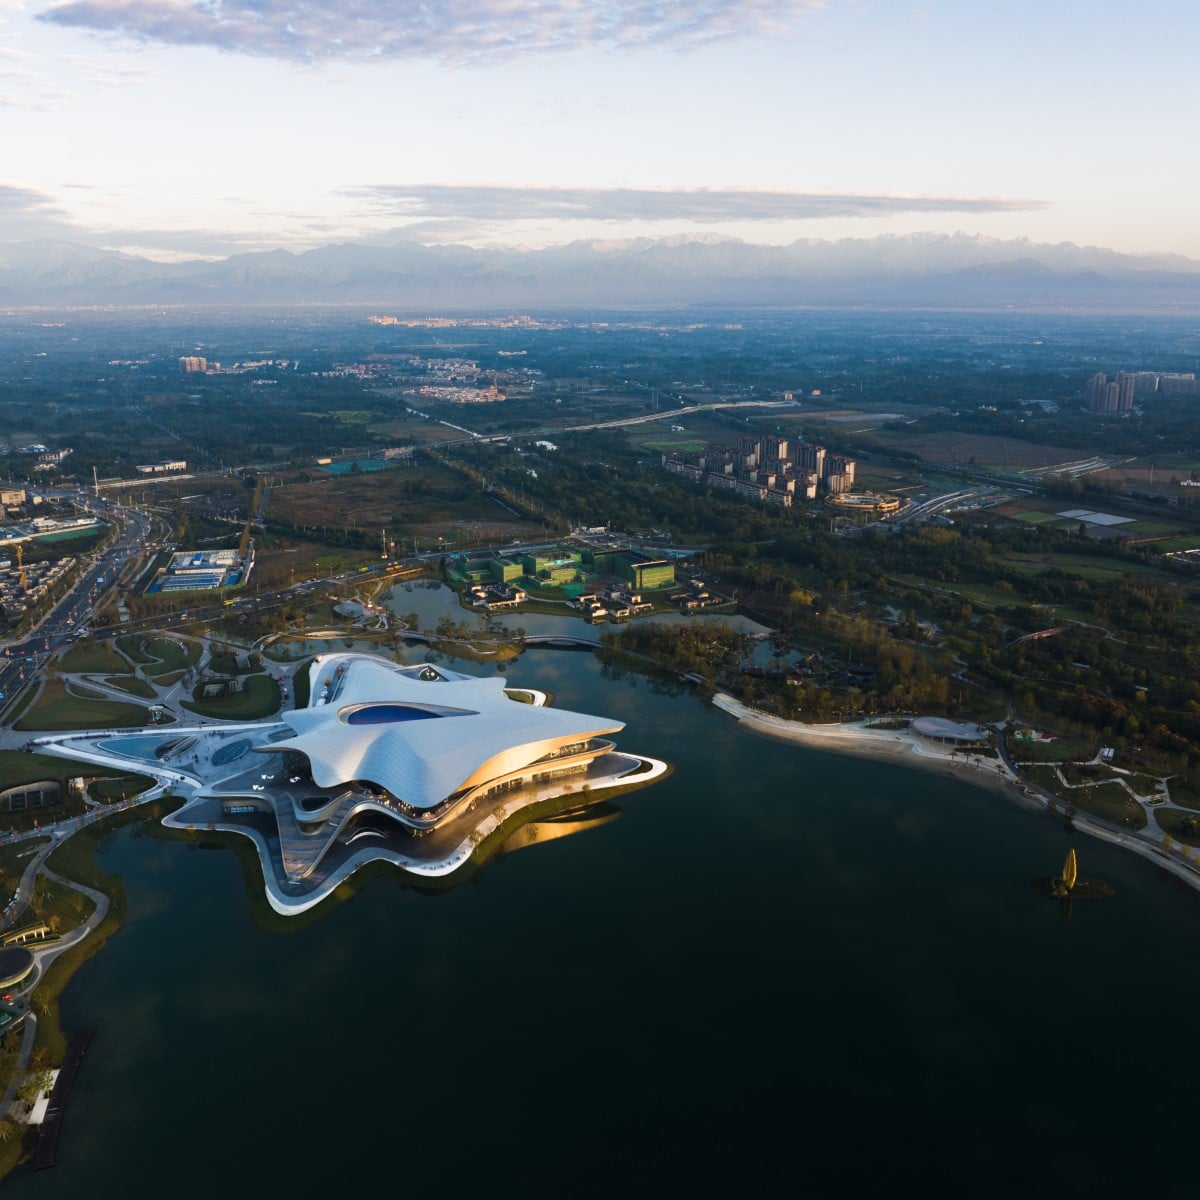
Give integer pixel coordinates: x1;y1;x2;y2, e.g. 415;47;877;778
2;0;1198;262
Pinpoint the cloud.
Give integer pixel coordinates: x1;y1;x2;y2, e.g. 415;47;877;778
36;0;824;65
0;181;80;237
346;183;1048;224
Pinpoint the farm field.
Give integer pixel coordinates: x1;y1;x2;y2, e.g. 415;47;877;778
847;426;1083;468
270;458;541;544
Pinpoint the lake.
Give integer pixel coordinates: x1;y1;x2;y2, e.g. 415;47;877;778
8;603;1199;1195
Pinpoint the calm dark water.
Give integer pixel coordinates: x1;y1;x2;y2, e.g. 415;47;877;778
10;647;1200;1196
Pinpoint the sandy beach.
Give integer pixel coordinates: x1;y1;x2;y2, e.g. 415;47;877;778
711;692;1023;800
712;692;1200;893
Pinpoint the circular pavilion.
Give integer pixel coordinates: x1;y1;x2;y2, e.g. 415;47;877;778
0;946;35;989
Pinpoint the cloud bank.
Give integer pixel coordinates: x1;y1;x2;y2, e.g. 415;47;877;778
0;181;80;238
37;0;824;64
349;183;1048;224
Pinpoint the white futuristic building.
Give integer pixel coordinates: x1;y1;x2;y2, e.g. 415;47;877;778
178;652;665;902
264;652;626;828
34;649;666;915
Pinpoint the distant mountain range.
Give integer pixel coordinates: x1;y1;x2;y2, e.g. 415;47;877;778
1;232;1198;310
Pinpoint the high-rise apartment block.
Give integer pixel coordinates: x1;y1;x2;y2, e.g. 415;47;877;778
662;434;853;507
1088;368;1199;409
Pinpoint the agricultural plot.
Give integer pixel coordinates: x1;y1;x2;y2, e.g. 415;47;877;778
862;429;1084;469
1156;534;1200;552
1002;553;1173;583
271;459;540;541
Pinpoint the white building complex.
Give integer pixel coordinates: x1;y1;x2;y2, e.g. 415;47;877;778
42;652;665;914
151;657;667;907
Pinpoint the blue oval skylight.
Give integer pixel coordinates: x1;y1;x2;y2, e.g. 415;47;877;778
343;704;472;725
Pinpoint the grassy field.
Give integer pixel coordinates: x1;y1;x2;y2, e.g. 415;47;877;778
634;435;707;454
1059;761;1117;786
1013;510;1068;525
1021;764;1062;792
14;680;151;731
1156;534;1200;552
1012;731;1100;763
1002;552;1169;582
102;675;157;698
66;682;106;700
0;752;152;834
1067;781;1146;829
1121;521;1181;535
1167;782;1200;812
0;751;92;792
182;674;281;719
115;634;155;664
142;636;197;674
1154;808;1200;847
273;458;501;531
856;429;1084;469
291;659;313;708
0;836;50;892
58;640;129;674
88;776;155;803
206;648;259;676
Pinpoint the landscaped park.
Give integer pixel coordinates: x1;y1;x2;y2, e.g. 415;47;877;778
5;632;283;737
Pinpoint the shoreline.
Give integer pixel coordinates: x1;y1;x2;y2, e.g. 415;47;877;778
711;692;1200;895
711;693;1016;790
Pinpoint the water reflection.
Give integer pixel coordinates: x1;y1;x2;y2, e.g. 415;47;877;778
496;800;623;858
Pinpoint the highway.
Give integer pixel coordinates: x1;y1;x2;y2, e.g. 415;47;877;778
0;493;159;716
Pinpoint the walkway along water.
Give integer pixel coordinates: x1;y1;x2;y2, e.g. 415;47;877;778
33;1029;94;1170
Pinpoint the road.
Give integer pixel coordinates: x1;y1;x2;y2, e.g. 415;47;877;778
0;491;159;716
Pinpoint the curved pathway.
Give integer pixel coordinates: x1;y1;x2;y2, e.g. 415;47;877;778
0;847;113;1124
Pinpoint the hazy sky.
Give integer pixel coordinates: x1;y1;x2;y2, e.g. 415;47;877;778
2;0;1197;261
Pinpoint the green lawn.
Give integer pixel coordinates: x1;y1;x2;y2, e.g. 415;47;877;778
1003;553;1168;580
1121;521;1179;535
66;682;106;700
0;836;50;892
1123;773;1162;798
1012;732;1099;763
115;635;155;664
182;674;281;720
1059;761;1113;786
88;776;155;803
1167;782;1200;812
143;636;198;675
1154;809;1200;846
636;437;707;453
101;675;157;699
14;680;153;732
0;751;98;791
58;640;129;674
1021;764;1061;792
0;751;151;834
207;648;261;676
1156;535;1200;552
291;660;313;709
1067;782;1146;830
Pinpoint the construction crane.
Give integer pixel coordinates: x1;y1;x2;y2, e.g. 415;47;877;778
15;543;26;592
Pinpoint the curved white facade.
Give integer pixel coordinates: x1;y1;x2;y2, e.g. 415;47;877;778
272;654;622;813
